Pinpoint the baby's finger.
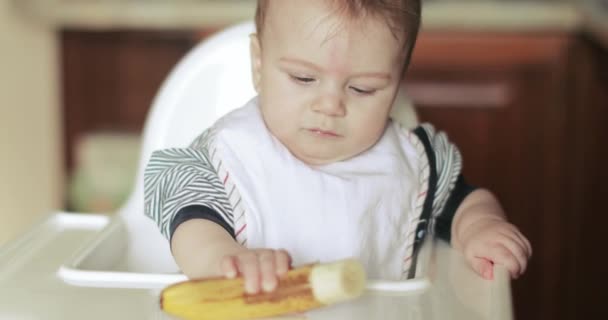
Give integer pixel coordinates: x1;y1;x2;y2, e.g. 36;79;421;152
470;256;494;280
513;230;532;259
497;232;528;275
499;227;528;254
517;231;532;258
237;252;262;294
258;250;278;292
505;224;532;258
274;249;291;276
220;255;238;278
487;244;521;279
524;236;532;258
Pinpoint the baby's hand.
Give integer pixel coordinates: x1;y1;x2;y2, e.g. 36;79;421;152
220;248;292;294
459;217;532;280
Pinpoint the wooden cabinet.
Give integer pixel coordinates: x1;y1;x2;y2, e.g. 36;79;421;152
560;35;608;319
61;30;199;172
61;29;607;319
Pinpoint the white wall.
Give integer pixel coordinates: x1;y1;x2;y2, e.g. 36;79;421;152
0;1;63;245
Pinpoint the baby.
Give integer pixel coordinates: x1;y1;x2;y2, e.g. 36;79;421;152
144;0;531;295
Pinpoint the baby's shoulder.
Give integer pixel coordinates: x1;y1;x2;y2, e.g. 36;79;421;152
390;121;448;148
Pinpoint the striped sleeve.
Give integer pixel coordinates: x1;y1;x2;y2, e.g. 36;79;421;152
417;123;464;217
415;123;477;242
143;130;234;239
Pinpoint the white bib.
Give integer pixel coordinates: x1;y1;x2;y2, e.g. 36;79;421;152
210;98;424;280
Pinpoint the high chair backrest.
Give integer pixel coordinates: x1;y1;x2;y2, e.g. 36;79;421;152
119;22;257;272
117;21;419;273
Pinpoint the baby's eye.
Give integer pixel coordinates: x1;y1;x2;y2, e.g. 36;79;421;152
290;75;316;84
349;86;376;95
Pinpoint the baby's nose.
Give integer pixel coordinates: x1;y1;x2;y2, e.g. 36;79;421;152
311;94;346;117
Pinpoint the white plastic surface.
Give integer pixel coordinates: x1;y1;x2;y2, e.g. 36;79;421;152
58;215;432;291
0;212;512;320
119;21;259;274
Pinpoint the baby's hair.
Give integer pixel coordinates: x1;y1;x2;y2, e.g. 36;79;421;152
255;0;421;72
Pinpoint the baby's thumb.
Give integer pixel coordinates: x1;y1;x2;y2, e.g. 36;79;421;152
470;257;494;280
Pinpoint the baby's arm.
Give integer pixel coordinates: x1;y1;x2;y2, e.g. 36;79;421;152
411;124;531;280
450;189;532;280
171;219;291;294
144;140;291;294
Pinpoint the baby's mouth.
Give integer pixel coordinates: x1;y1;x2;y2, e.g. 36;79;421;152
307;128;341;138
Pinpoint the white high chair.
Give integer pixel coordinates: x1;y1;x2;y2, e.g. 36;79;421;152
0;21;512;320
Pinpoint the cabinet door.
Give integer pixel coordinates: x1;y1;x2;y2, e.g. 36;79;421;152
404;32;573;320
564;37;608;319
61;30;198;173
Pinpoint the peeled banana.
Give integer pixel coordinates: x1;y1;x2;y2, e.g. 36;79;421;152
160;259;366;320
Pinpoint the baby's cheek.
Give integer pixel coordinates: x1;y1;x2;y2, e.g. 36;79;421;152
355;122;386;150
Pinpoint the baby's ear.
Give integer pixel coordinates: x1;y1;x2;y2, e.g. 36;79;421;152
249;34;262;93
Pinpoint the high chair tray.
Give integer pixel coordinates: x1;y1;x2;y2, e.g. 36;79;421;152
0;213;163;319
58;216;433;292
0;212;513;319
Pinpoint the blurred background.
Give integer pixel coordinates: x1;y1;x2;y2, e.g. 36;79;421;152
0;0;606;319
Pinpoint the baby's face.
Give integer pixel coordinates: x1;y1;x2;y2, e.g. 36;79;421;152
251;0;405;165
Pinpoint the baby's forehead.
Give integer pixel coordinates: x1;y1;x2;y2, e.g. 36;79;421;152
263;1;404;46
265;9;403;60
